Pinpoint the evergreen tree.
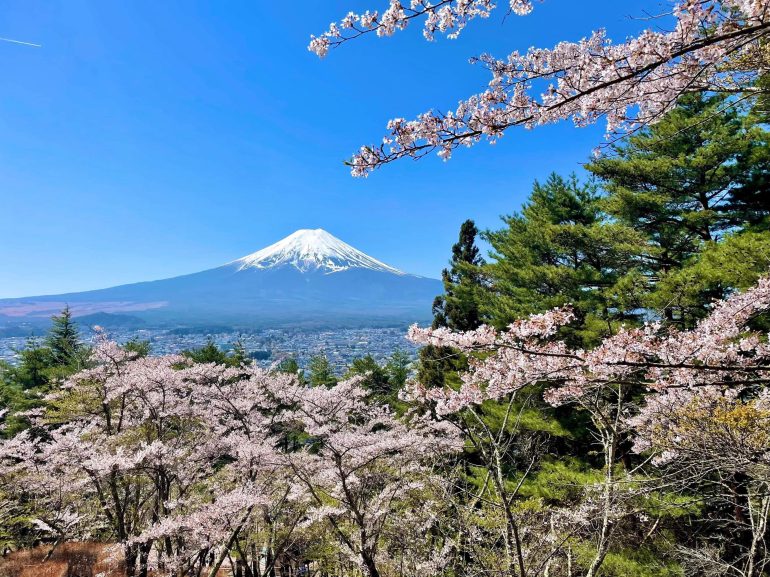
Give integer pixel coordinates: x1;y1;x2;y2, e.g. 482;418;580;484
277;356;300;374
229;339;251;366
183;338;230;365
1;312;89;437
308;355;337;388
12;338;50;390
433;219;485;331
45;306;83;368
421;220;485;389
587;93;770;325
650;230;770;326
346;355;392;401
482;173;645;346
384;350;411;390
123;338;152;358
182;338;247;367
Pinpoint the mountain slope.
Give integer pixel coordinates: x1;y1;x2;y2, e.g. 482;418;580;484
0;230;442;328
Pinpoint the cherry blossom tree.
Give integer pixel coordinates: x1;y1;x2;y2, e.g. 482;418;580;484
0;337;465;577
278;376;462;577
630;387;770;576
406;275;770;576
309;1;770;176
128;357;305;577
0;339;300;577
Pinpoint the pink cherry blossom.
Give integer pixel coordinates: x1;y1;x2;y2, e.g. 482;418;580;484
408;276;770;414
310;1;770;176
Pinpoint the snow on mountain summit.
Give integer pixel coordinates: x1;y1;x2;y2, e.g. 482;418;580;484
233;229;406;275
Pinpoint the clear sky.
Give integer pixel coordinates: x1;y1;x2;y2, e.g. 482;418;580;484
0;0;652;298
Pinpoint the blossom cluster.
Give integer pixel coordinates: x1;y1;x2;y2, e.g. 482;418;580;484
408;276;770;414
0;337;461;576
310;1;770;176
308;1;534;58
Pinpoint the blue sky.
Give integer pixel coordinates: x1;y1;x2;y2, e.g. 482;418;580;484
0;0;652;297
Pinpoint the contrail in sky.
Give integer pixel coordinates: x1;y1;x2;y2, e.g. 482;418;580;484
0;37;41;47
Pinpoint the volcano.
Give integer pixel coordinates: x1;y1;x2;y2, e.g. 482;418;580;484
0;229;442;328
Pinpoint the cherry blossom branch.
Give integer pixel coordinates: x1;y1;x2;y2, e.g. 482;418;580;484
311;1;770;176
309;1;535;58
407;275;770;414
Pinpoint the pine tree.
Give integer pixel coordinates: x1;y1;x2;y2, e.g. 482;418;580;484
45;306;83;367
308;355;337;388
13;338;50;390
229;339;251;366
420;221;485;389
482;173;645;346
123;338;151;358
433;219;485;331
587;93;770;325
417;220;484;387
384;350;411;390
346;355;392;401
183;338;230;365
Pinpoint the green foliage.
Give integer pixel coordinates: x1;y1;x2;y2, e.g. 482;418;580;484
413;95;770;576
416;344;465;391
572;543;683;577
519;459;602;504
11;338;50;390
384;349;411;389
651;230;770;325
587;92;770;325
346;355;391;396
276;355;306;383
0;363;38;437
433;219;485;331
46;306;85;368
308;354;337;388
0;309;91;437
123;337;152;357
478;95;770;343
344;351;414;407
590;94;766;244
181;337;249;367
482;173;646;346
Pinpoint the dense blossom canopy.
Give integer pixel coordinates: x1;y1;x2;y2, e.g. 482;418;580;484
0;338;460;577
408;276;770;414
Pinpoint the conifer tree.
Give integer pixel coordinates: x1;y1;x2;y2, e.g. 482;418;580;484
482;173;644;346
420;220;484;390
433;219;485;331
346;355;392;401
587;93;770;325
384;350;411;390
45;306;82;368
308;354;337;388
276;356;302;375
182;338;230;365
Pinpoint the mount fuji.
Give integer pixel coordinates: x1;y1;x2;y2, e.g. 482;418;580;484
0;230;443;329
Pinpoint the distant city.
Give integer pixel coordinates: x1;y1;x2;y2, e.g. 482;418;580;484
0;326;419;373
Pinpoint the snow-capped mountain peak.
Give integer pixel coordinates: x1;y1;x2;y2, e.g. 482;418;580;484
233;229;405;275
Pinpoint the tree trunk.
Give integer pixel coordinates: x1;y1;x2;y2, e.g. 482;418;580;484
124;544;138;577
138;542;152;577
251;543;259;577
362;554;381;577
206;506;254;577
585;431;616;577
